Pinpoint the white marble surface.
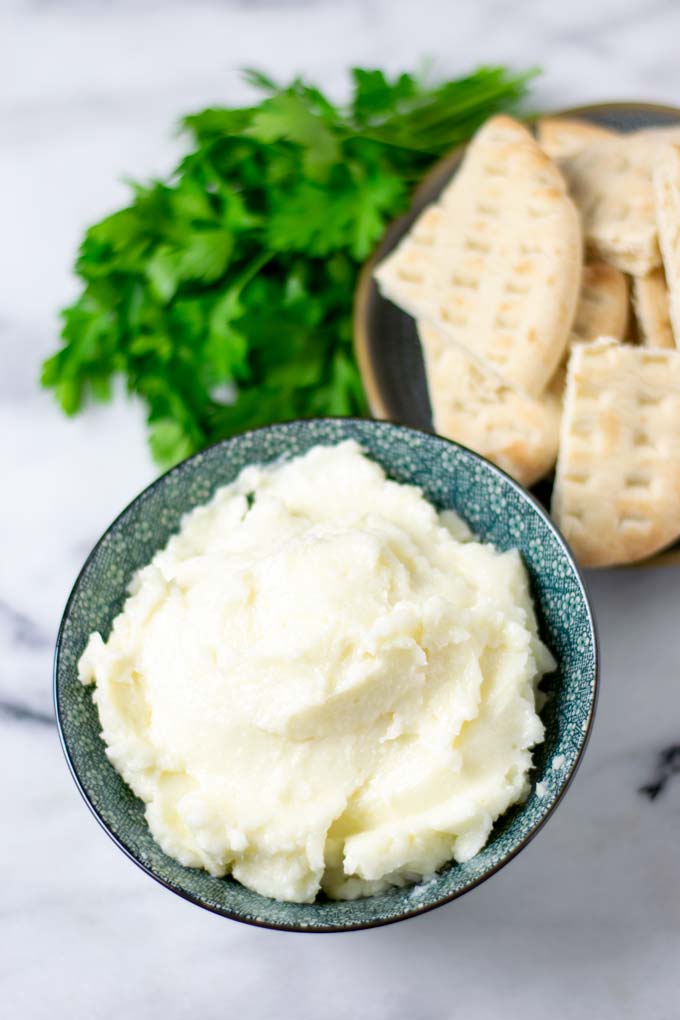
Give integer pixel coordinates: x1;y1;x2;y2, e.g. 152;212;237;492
2;0;680;1016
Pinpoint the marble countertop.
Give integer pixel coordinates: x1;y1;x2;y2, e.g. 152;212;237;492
2;1;679;1016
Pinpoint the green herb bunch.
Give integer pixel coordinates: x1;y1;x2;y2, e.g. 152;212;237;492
42;66;534;467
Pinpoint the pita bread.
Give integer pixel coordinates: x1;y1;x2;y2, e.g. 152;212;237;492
374;115;582;396
570;261;629;343
417;261;625;487
653;144;680;346
536;117;618;160
423;259;627;485
632;268;675;349
633;124;680;146
558;135;661;274
549;261;629;401
418;320;561;486
552;338;680;566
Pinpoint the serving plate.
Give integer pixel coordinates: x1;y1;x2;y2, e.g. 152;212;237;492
354;102;680;567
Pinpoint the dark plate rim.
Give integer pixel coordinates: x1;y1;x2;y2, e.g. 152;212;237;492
54;416;599;933
353;100;680;568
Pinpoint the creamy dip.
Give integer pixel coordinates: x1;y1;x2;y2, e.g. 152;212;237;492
79;441;553;903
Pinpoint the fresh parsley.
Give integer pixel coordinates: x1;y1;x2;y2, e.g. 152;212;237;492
42;66;535;467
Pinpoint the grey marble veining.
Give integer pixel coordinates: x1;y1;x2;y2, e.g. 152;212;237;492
2;0;680;1017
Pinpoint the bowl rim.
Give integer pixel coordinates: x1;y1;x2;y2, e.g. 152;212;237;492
54;416;599;933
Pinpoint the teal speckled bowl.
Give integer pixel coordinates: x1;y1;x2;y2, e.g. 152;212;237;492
55;419;597;932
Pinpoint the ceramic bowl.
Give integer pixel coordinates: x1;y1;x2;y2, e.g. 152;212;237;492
55;418;597;932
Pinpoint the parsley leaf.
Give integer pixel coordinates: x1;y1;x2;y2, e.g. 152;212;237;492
43;65;535;468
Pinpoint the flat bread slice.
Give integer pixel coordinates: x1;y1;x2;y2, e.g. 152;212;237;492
418;320;561;486
552;339;680;566
549;261;629;400
536;117;619;160
558;135;661;275
632;268;675;349
570;261;629;343
374;115;582;396
653;144;680;345
633;125;680;146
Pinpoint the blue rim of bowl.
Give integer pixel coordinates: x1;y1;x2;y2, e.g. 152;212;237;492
54;417;599;933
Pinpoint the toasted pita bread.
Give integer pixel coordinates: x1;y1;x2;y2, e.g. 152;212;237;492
632;268;675;349
419;261;625;486
552;338;680;565
374;115;582;396
633;124;680;146
418;320;561;486
558;135;661;275
536;117;619;160
570;261;629;343
653;144;680;346
548;261;629;402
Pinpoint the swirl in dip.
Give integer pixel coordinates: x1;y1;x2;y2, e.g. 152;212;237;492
79;441;553;903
